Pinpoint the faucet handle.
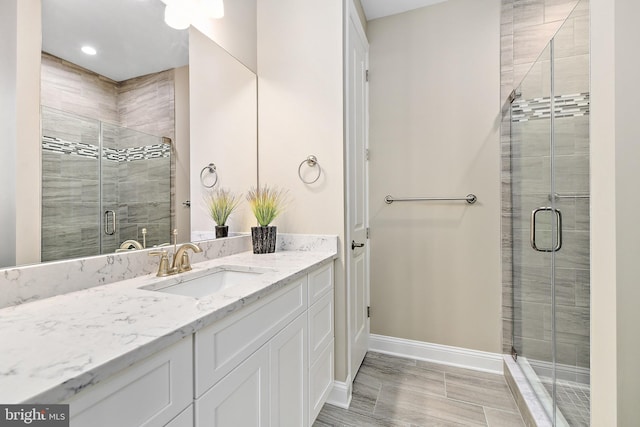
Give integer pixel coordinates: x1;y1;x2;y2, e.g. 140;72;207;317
149;250;170;277
179;251;193;273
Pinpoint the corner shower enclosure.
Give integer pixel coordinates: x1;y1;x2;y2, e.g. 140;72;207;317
509;1;590;425
41;106;172;262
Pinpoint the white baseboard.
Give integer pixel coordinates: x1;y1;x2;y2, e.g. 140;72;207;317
369;334;503;374
325;376;352;409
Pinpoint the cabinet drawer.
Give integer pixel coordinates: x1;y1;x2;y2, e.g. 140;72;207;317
195;277;307;396
308;290;334;363
309;339;334;425
308;263;333;306
67;337;193;427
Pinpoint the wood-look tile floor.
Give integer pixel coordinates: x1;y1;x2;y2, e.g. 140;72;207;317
314;352;526;427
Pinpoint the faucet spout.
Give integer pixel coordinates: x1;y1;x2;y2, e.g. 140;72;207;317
171;243;203;273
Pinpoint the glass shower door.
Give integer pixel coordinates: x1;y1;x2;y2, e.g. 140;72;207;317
41;107;102;262
42;106;172;261
511;1;590;425
101;124;172;254
511;42;557;424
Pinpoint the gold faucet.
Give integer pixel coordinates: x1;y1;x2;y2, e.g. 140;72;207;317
149;238;202;277
170;243;202;273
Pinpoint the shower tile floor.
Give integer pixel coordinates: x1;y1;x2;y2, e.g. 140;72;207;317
541;377;591;427
314;352;525;426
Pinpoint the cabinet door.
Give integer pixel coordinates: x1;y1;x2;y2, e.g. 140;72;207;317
270;313;308;427
67;337;192;427
308;290;334;364
196;345;269;427
165;405;193;427
308;263;333;306
309;339;334;425
195;278;307;397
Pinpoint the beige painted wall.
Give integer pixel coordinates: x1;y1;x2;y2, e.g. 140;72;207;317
591;0;640;423
256;0;347;380
189;0;257;72
0;0;19;268
189;28;257;237
15;0;41;266
174;66;191;243
367;0;502;353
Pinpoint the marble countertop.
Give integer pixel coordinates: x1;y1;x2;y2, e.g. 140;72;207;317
0;249;337;404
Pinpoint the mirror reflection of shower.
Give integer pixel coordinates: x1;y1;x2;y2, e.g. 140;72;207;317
41;107;172;262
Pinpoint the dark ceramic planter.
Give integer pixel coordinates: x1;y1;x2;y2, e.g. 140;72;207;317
215;225;229;238
251;226;277;254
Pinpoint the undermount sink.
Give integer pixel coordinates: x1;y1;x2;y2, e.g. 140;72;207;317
140;266;272;299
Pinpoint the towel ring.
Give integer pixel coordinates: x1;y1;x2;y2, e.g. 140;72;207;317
298;155;322;184
200;163;218;188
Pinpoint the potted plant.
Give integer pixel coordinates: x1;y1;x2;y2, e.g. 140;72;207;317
205;188;241;238
247;185;287;253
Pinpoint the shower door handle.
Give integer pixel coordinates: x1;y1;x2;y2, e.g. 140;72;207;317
530;207;562;252
104;210;117;235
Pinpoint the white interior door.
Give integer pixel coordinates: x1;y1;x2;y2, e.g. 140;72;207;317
346;1;369;381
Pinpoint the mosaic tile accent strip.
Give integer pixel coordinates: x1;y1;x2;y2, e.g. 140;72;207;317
511;92;589;122
42;136;171;162
42;136;99;159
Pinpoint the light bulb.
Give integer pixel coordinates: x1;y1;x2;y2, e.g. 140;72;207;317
81;46;97;55
164;4;191;30
201;0;224;19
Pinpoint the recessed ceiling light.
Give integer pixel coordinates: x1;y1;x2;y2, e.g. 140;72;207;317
81;46;97;55
164;4;191;30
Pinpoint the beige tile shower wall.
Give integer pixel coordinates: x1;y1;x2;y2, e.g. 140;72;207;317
500;0;583;353
510;2;590;369
41;53;118;123
118;70;176;239
117;70;175;139
367;0;502;354
41;56;177;254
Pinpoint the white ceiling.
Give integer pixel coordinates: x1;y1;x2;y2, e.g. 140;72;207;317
41;0;189;82
360;0;449;21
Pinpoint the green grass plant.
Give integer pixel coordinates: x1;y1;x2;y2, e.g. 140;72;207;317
205;188;241;226
247;185;288;227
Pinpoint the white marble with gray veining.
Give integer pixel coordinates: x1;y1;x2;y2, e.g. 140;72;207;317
193;231;340;253
0;237;337;405
0;236;253;309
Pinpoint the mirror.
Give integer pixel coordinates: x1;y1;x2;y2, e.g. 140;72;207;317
1;0;258;268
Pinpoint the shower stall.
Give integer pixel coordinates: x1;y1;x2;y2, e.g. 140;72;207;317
41;106;172;262
507;0;590;425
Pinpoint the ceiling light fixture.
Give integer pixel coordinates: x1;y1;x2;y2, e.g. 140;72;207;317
164;3;191;30
81;45;97;55
201;0;224;19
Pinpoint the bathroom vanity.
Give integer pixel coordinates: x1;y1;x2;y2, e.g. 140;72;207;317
0;236;337;426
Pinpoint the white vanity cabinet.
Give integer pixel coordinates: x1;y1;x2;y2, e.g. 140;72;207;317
61;261;334;427
307;264;335;424
194;262;334;427
65;336;193;427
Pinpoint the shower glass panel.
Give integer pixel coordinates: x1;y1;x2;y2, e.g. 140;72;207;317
101;123;172;254
510;1;590;425
41;107;172;262
41;108;101;262
511;42;555;422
